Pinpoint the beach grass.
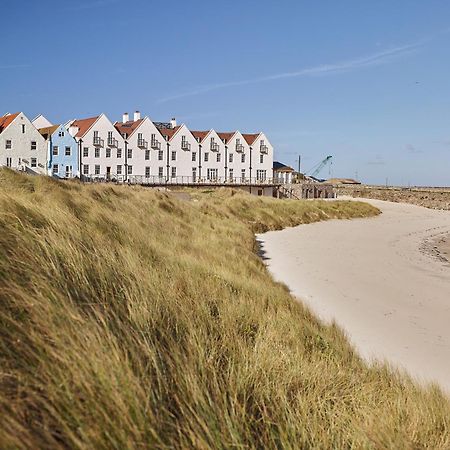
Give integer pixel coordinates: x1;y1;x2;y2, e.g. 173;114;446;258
0;168;449;449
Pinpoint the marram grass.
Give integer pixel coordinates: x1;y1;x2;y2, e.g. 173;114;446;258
0;169;448;449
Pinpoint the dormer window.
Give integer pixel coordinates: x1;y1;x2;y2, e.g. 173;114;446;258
22;124;25;134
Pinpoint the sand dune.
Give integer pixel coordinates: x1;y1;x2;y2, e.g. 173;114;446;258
258;199;450;391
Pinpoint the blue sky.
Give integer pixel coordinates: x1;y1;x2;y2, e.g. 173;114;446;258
1;0;450;185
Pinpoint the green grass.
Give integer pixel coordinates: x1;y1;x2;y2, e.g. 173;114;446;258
0;169;449;449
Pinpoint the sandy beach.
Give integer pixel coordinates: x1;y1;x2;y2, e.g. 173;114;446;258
258;199;450;391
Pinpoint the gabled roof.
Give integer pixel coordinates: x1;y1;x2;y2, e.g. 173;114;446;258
217;132;237;143
114;118;144;139
38;124;60;140
190;130;210;143
242;133;261;145
273;161;294;172
0;112;20;134
70;115;100;138
155;123;181;141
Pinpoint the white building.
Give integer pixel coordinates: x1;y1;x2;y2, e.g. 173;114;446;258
32;114;53;130
67;114;125;180
0;112;47;174
114;111;165;180
217;131;251;182
156;120;198;180
190;129;226;181
243;133;274;182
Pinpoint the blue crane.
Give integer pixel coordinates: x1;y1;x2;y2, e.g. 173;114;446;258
307;156;333;180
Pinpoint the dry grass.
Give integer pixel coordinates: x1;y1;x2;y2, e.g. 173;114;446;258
0;169;448;449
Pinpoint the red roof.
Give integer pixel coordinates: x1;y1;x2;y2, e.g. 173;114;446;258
115;119;144;138
0;112;20;133
242;133;260;145
190;130;209;142
217;132;237;143
70;116;99;138
156;124;180;141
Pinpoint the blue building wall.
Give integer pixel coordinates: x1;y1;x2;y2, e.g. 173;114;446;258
48;125;79;178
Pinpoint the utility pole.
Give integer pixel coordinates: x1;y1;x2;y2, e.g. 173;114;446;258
298;155;301;174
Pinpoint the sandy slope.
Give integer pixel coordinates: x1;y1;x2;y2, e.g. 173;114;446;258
258;199;450;391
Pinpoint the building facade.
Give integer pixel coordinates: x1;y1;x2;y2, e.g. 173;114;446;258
0;112;47;174
39;124;79;178
68;114;125;180
243;133;274;182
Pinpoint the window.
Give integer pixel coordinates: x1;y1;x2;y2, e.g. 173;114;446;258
6;157;12;167
22;124;25;133
145;166;150;178
241;169;246;180
204;152;209;162
117;148;122;158
83;147;89;157
117;165;122;175
171;166;177;178
207;168;218;181
31;141;37;150
52;164;58;175
58;130;65;137
65;146;71;156
229;153;233;163
94;165;100;175
192;167;197;181
106;148;111;158
171;151;176;161
192;152;196;162
95;148;100;158
31;158;37;167
138;133;143;141
65;166;72;178
229;168;234;180
260;154;264;164
158;166;164;177
5;140;12;149
127;148;133;159
241;153;245;163
216;153;221;162
126;165;132;175
83;164;89;175
256;169;267;181
145;150;150;160
53;146;59;156
158;150;163;161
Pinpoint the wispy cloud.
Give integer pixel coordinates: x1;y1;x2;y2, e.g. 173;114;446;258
0;64;30;70
67;0;121;11
157;41;423;104
405;144;423;154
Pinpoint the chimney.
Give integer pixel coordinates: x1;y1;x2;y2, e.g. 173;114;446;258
134;111;141;121
123;112;129;123
170;117;177;129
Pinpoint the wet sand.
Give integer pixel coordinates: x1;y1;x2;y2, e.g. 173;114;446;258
258;199;450;391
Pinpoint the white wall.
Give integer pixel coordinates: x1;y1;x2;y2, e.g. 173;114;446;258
222;131;250;182
78;114;125;178
249;132;273;181
0;113;47;174
166;124;198;179
199;130;226;180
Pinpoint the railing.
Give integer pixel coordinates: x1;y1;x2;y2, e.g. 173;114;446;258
81;174;279;186
107;137;118;147
236;143;245;152
181;141;191;151
210;142;219;151
93;136;104;147
151;139;161;150
260;144;269;154
138;138;148;149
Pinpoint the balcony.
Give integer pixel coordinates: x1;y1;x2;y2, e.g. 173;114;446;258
107;137;118;147
151;139;161;150
236;143;245;152
138;138;148;149
210;142;219;151
260;144;269;154
181;141;191;151
93;136;104;147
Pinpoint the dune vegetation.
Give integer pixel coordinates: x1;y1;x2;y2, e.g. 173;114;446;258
0;169;449;449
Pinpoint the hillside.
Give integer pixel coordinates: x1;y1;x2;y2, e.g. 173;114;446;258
0;169;449;449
